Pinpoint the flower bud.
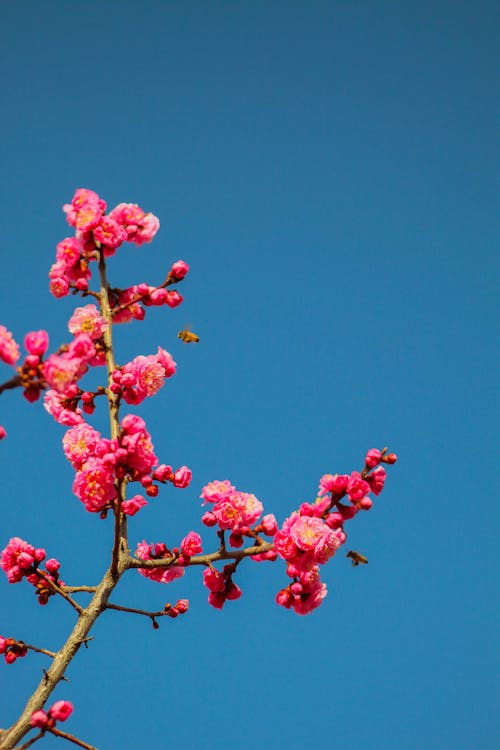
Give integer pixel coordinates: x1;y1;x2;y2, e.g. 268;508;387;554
170;260;189;279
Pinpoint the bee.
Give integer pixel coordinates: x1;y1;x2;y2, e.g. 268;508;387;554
346;550;368;566
177;328;200;344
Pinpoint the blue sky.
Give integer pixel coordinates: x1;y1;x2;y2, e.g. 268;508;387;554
0;2;498;748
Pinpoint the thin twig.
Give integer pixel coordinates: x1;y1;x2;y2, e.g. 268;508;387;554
35;571;83;614
14;730;43;749
21;643;57;659
49;727;98;750
0;374;22;395
105;602;172;619
61;586;97;594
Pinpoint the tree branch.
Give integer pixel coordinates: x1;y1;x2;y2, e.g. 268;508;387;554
49;727;98;750
127;541;274;571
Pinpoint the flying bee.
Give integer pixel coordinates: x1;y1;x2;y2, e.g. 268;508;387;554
346;550;369;567
178;328;200;344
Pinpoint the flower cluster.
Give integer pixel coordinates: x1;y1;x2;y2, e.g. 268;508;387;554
0;537;62;605
31;700;73;730
275;448;397;615
62;414;192;515
49;189;160;297
200;480;275;549
110;347;176;404
135;541;186;584
202;565;242;609
0;327;50;403
0;636;28;664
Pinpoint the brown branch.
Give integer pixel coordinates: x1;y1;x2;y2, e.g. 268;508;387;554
105;602;172;620
61;586;97;594
14;730;43;750
97;249;129;581
49;727;97;750
21;643;57;659
35;572;83;615
127;541;274;571
0;374;22;395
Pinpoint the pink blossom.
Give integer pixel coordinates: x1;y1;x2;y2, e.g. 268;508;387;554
122;495;148;516
56;237;81;268
180;531;202;556
72;458;117;512
261;514;278;536
49;274;70;298
383;452;398;464
366;467;387;495
30;710;49;728
318;473;349;497
172;466;192;488
68;304;108;340
365;448;382;468
67;333;96;363
120;423;158;475
277;567;328;615
44;389;84;426
108;202;145;236
201;480;235;505
337;503;357;521
24;330;49;357
94;216;127;250
0;326;20;365
212;491;263;533
49;700;73;722
64;188;105;231
170;260;189;279
289;516;326;551
0;425;6;440
201;511;217;526
133;212;160;245
107;202;160;245
156;347;177;378
346;472;371;502
0;538;45;583
165;290;183;308
63;423;101;469
45;559;60;575
118;349;176;404
42;354;84;393
135;541;185;584
203;567;225;592
121;413;146;434
299;496;331;517
175;599;189;614
153;464;173;482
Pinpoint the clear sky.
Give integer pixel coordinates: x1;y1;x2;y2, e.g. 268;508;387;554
0;2;498;749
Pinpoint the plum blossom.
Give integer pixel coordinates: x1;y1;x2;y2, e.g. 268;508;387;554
44;389;84;426
122;495;148;516
72;458;117;512
170;259;189;279
180;531;202;556
0;538;46;583
135;541;185;584
108;202;160;245
0;325;20;365
68;304;108;340
24;330;49;357
112;348;176;404
49;700;74;722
